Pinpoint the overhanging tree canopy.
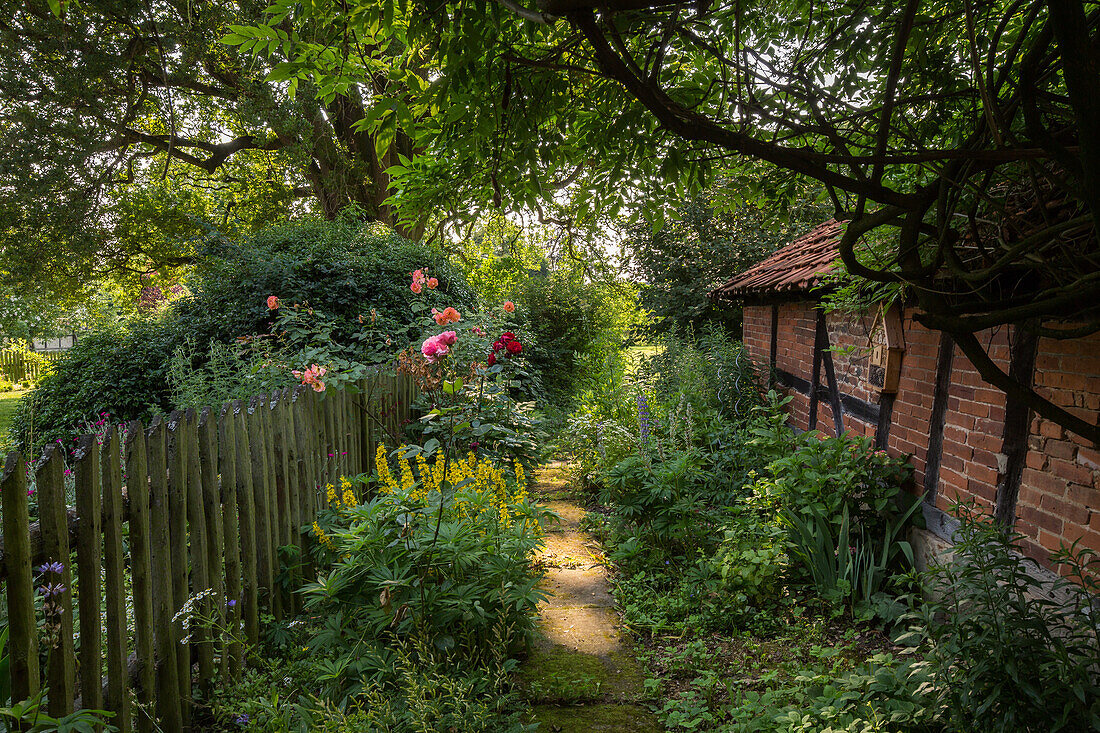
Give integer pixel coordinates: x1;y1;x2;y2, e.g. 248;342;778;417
0;0;423;298
240;0;1100;441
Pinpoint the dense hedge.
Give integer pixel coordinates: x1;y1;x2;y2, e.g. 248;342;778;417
9;217;475;450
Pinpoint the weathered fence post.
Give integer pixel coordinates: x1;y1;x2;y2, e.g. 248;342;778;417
147;417;182;732
165;411;190;724
126;421;156;733
198;407;224;690
185;410;213;693
73;434;103;713
219;402;243;678
102;426;131;733
270;390;292;615
233;401;260;647
248;394;276;620
2;451;39;704
37;445;76;716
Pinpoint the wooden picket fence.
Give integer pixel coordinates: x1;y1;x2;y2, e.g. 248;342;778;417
0;373;417;732
0;350;64;383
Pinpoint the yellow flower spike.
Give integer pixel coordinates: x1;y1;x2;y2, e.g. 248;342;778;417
326;484;336;504
342;488;357;507
376;445;397;493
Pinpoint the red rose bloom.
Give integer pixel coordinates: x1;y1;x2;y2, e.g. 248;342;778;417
501;331;516;341
493;340;505;351
487;352;497;366
506;340;522;355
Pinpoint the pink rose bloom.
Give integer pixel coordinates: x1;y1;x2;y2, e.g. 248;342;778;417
411;282;422;294
427;277;438;289
439;330;457;345
267;295;280;310
503;300;515;313
422;338;440;358
312;365;327;377
311;380;326;392
435;342;450;356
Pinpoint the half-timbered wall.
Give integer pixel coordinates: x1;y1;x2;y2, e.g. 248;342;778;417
743;302;1100;572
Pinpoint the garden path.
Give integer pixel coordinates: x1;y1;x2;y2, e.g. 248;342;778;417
519;463;662;732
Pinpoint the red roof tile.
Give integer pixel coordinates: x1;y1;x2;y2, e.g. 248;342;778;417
710;220;845;300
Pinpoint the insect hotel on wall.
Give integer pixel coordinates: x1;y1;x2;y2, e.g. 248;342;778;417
867;305;904;393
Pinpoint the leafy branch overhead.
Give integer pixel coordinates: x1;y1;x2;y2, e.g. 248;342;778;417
234;0;1100;441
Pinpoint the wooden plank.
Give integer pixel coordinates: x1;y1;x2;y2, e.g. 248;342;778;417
324;393;337;485
290;389;314;583
922;331;956;503
73;434;104;713
250;394;278;619
101;427;131;733
165;411;190;724
816;312;845;437
994;325;1041;527
233;401;260;647
808;310;825;430
185;411;213;692
37;445;76;716
198;407;224;687
125;422;156;733
875;392;897;450
270;390;293;615
146;417;182;732
217;403;242;678
769;304;779;385
2;451;39;703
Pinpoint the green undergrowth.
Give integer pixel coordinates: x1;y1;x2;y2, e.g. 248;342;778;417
529;703;665;732
638;617;934;732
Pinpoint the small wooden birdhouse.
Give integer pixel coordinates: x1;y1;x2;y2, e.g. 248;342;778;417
867;304;904;393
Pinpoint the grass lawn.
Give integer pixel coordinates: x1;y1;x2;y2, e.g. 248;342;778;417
0;389;25;452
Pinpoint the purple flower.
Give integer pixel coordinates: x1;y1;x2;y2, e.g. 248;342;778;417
39;583;67;598
37;561;64;575
235;714;250;725
637;393;651;444
227;599;237;608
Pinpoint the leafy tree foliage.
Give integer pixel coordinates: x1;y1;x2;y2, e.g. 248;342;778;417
0;0;421;300
239;0;1100;441
624;190;828;338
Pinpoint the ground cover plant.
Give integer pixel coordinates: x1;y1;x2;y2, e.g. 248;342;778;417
562;328;1100;731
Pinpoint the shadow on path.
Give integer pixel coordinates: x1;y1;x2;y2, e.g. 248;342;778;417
519;463;662;732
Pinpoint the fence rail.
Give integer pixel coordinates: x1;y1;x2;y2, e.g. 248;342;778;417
0;373;418;732
0;350;64;383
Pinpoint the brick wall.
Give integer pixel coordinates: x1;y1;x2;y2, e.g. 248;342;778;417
744;300;1100;571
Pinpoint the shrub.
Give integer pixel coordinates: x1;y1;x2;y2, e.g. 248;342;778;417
10;316;180;449
511;271;630;406
9;218;475;450
903;503;1100;732
634;327;764;421
186;215;475;354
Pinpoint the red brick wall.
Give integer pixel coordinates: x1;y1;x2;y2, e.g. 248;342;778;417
743;300;1100;570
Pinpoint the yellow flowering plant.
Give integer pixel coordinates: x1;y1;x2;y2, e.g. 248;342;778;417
301;443;553;693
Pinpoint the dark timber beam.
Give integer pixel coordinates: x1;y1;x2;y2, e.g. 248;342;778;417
923;331;956;503
994;324;1040;527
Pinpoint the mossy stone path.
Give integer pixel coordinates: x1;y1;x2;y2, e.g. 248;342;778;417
519;463;662;732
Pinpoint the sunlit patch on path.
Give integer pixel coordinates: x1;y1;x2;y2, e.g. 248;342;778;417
519;463;662;731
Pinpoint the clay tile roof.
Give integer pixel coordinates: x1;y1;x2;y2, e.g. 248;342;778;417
710;219;846;301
